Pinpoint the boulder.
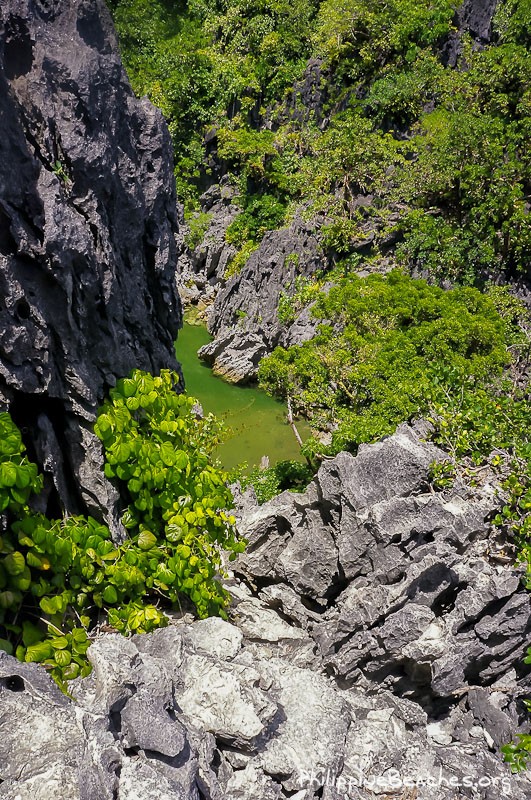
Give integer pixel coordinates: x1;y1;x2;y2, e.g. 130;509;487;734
198;329;268;384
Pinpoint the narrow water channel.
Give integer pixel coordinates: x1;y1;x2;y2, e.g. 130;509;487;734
175;321;310;472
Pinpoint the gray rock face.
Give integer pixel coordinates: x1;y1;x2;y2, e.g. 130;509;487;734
208;212;322;343
236;427;531;707
272;58;329;129
176;181;239;313
0;0;182;522
199;211;323;382
443;0;500;65
458;0;499;42
191;182;239;284
197;329;268;384
180;194;324;387
1;427;529;800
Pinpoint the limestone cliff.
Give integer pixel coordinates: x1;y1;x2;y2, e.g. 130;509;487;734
0;0;182;522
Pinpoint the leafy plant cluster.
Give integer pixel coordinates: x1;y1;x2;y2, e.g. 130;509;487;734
0;371;243;689
277;273;320;325
185;211;212;250
235;459;313;504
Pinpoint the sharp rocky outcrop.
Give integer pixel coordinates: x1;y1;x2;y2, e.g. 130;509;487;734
180;197;323;384
0;0;182;524
2;426;529;799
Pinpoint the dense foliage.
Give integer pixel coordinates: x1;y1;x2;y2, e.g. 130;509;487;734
259;271;512;457
0;372;243;689
108;0;530;282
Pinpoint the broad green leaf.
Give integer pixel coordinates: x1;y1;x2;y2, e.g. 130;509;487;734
61;662;80;681
121;378;137;398
3;551;26;576
174;451;189;469
0;462;17;488
51;636;70;650
160;443;176;467
0;638;13;654
25;641;54;662
102;585;118;604
14;468;31;489
113;441;131;463
95;415;113;441
54;649;72;668
40;595;63;615
138;530;157;550
22;621;44;647
26;552;51;570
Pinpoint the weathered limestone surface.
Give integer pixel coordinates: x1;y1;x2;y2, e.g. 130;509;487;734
1;428;530;800
181;198;323;384
0;0;182;523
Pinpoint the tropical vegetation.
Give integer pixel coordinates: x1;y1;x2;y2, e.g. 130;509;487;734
0;372;243;690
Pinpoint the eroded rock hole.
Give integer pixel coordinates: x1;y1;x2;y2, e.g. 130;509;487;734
2;675;25;692
4;17;34;80
15;299;31;320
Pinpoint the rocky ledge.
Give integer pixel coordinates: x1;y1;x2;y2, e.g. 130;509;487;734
1;426;530;799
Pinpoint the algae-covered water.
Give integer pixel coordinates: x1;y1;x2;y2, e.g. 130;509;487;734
175;321;309;472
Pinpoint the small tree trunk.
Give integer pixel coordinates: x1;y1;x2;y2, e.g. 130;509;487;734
286;396;304;449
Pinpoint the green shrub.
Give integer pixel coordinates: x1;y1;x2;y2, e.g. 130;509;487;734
224;194;287;277
225;240;259;279
238;459;313;504
185;211;212;250
313;0;457;78
259;271;511;456
95;369;244;620
217;129;277;182
277;274;320;325
0;371;244;690
225;194;287;248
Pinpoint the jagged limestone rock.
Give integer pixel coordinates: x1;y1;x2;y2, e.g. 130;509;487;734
1;428;530;799
0;0;182;525
197;329;268;385
235;426;531;714
193;211;323;383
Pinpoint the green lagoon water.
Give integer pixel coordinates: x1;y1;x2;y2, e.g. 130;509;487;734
175;322;309;472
